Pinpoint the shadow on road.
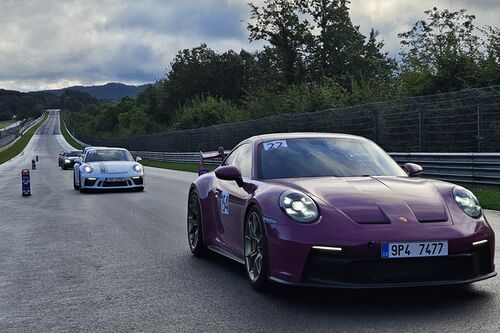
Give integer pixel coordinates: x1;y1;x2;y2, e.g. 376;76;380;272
197;249;494;316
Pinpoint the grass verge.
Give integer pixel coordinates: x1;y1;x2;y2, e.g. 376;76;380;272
0;119;16;129
141;160;216;173
0;113;48;165
462;184;500;212
60;115;85;150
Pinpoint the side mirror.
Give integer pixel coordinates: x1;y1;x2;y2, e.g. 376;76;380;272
215;165;243;186
404;163;423;177
136;156;142;162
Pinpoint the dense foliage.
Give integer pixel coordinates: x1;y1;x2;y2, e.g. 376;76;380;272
67;2;499;138
0;89;101;122
0;90;55;121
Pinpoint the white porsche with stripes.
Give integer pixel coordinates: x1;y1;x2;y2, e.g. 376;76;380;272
73;147;144;193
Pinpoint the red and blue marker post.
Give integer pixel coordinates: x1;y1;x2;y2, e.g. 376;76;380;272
21;169;31;196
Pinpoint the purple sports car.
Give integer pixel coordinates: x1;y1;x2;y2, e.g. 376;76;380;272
187;133;496;289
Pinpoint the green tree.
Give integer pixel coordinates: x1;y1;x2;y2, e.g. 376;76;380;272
398;7;485;94
306;0;364;86
247;0;311;85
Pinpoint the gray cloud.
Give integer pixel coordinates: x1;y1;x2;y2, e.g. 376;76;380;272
0;0;497;91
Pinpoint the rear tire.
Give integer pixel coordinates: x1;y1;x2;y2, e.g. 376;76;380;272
244;206;269;291
187;191;206;256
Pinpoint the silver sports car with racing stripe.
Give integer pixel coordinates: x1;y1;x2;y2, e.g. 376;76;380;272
73;147;144;193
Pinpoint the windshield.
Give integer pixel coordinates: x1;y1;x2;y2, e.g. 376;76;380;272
258;138;406;179
67;151;81;157
85;149;134;163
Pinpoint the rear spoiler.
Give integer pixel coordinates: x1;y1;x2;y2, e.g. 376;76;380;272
198;147;231;176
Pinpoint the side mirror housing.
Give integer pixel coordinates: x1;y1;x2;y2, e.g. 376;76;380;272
404;163;423;177
215;165;243;186
136;156;143;162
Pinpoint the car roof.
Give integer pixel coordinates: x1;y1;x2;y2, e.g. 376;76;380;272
88;147;128;151
247;132;369;143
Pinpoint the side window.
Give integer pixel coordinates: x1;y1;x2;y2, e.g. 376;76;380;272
225;144;252;178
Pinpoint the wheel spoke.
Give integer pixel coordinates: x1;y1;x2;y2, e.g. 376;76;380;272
188;224;198;235
255;253;262;273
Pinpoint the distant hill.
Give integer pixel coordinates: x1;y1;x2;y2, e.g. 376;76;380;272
41;82;152;100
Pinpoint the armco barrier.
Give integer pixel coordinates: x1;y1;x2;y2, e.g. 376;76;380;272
129;150;500;185
390;152;500;185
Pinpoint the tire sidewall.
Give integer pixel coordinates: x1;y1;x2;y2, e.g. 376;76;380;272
188;190;205;256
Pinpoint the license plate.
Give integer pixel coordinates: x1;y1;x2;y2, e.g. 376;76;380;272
381;241;448;259
106;178;126;182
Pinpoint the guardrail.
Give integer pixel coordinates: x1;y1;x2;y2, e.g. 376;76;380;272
0;117;40;149
129;150;500;185
390;153;500;185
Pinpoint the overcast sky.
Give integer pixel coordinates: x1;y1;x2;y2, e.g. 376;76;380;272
0;0;498;92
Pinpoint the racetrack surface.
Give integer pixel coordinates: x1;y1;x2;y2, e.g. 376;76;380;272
0;111;499;332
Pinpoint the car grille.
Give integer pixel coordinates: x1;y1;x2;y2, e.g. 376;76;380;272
302;245;492;285
102;181;129;187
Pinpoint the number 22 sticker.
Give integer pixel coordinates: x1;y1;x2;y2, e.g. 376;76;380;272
263;140;287;151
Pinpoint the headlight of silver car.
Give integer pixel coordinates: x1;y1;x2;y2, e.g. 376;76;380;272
133;164;142;172
83;165;94;173
453;187;481;218
279;190;319;223
65;159;71;164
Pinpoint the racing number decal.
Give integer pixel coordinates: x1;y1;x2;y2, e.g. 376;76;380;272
263;140;288;151
221;191;230;215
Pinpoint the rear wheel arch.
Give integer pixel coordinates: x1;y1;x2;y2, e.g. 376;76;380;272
188;186;207;245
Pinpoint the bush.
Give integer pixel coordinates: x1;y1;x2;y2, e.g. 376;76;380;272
244;78;348;118
172;96;246;129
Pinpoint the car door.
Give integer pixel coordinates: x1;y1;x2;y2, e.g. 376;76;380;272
215;143;253;255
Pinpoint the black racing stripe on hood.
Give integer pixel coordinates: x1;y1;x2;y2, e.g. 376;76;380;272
98;162;107;173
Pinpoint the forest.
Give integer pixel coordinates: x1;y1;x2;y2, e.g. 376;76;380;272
63;1;499;137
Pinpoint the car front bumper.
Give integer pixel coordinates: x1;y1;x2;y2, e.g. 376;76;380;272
81;174;144;190
264;219;496;288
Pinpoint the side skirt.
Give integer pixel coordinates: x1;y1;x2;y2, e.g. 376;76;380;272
207;245;245;265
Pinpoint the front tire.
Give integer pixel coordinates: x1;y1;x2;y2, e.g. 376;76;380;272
187;191;206;256
73;171;80;190
244;207;269;290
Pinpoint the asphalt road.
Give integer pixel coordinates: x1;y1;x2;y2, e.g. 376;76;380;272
0;111;499;332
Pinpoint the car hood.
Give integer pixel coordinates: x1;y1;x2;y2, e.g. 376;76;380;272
270;177;449;224
87;161;135;174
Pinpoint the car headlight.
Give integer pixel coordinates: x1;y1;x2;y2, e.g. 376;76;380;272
453;187;481;218
65;159;71;164
133;164;142;172
83;165;94;173
279;190;319;223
